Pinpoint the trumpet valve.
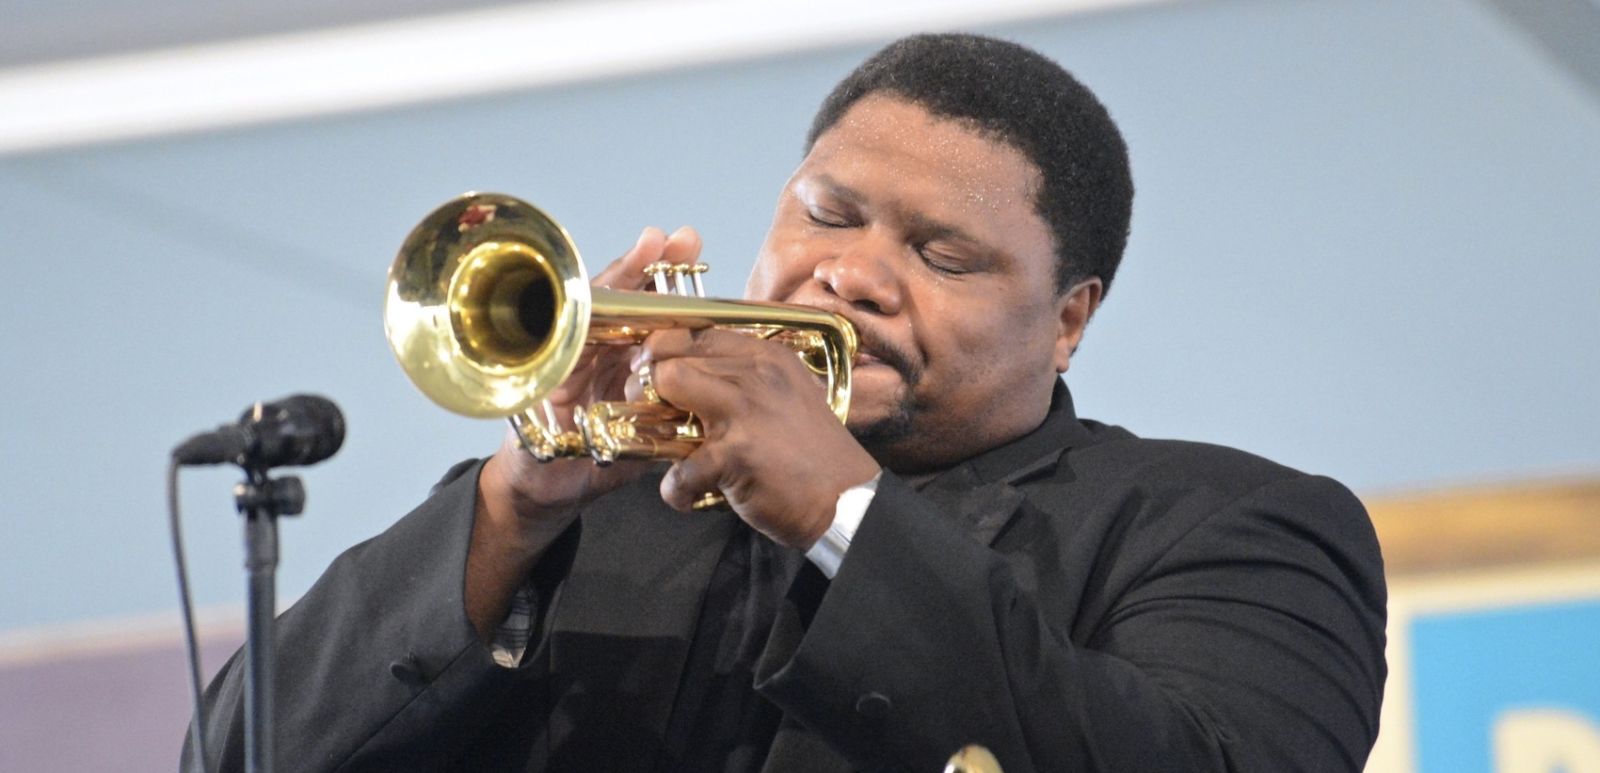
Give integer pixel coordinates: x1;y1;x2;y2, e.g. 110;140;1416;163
509;405;586;462
642;261;711;297
643;261;674;293
687;263;709;297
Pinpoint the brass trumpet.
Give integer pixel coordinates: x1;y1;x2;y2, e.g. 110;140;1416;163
384;192;857;468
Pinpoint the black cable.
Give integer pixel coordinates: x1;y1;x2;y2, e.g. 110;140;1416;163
169;459;212;773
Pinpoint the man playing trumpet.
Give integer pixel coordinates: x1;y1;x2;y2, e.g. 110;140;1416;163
194;33;1386;773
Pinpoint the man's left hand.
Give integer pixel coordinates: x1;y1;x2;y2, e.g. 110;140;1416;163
639;328;880;549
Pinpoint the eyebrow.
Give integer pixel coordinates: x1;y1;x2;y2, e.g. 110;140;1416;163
809;174;867;208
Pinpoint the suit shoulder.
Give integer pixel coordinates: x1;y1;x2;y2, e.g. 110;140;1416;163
1056;431;1376;579
1070;426;1336;505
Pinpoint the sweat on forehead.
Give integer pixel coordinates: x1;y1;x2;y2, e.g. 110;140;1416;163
812;96;1038;214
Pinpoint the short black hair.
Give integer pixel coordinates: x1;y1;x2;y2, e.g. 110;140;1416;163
807;33;1133;295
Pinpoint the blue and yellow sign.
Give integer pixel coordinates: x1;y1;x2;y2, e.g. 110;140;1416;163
1371;567;1600;773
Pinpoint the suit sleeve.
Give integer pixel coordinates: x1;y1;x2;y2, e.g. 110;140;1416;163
754;471;1388;773
186;459;567;773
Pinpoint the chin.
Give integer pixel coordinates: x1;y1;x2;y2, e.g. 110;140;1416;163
846;401;916;447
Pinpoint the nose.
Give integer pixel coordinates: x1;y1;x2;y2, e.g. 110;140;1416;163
813;231;903;316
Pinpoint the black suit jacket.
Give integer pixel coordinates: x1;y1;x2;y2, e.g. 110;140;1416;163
193;385;1387;772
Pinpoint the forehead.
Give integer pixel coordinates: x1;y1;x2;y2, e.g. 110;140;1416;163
801;95;1043;217
798;96;1052;263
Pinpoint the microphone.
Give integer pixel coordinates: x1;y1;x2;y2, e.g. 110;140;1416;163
173;394;346;468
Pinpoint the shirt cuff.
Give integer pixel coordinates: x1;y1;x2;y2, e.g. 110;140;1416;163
489;583;536;668
804;472;881;579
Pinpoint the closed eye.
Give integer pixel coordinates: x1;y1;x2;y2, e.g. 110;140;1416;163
918;246;974;276
807;208;854;228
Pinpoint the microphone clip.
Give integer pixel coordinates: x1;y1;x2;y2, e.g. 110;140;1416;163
233;475;306;519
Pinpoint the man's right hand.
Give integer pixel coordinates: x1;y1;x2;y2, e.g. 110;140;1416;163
465;224;703;642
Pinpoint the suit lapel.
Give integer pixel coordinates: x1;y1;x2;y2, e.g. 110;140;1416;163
952;477;1032;547
760;717;857;773
920;380;1094;546
543;476;739;763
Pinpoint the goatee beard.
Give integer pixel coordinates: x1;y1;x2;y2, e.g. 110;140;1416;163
849;387;919;456
845;331;924;460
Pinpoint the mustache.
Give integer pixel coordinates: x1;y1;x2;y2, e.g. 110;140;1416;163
782;296;919;385
851;323;921;386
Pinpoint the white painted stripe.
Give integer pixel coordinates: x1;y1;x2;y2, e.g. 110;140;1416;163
0;604;247;667
0;0;1167;156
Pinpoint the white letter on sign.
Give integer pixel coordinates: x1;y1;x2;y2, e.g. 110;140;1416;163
1495;709;1600;773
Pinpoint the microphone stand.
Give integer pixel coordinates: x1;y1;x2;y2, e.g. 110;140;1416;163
233;468;305;773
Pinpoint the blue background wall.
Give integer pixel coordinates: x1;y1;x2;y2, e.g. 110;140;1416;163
1;0;1597;636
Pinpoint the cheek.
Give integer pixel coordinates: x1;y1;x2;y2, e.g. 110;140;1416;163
916;300;999;380
744;260;776;300
750;231;823;301
932;293;1056;377
747;249;797;301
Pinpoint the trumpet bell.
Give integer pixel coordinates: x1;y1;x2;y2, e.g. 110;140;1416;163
385;193;593;419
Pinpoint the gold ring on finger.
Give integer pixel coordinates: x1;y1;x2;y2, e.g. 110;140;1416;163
637;361;661;403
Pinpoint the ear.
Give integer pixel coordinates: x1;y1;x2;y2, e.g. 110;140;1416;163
1053;276;1103;374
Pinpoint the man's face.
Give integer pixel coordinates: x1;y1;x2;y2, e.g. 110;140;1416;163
746;95;1088;471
